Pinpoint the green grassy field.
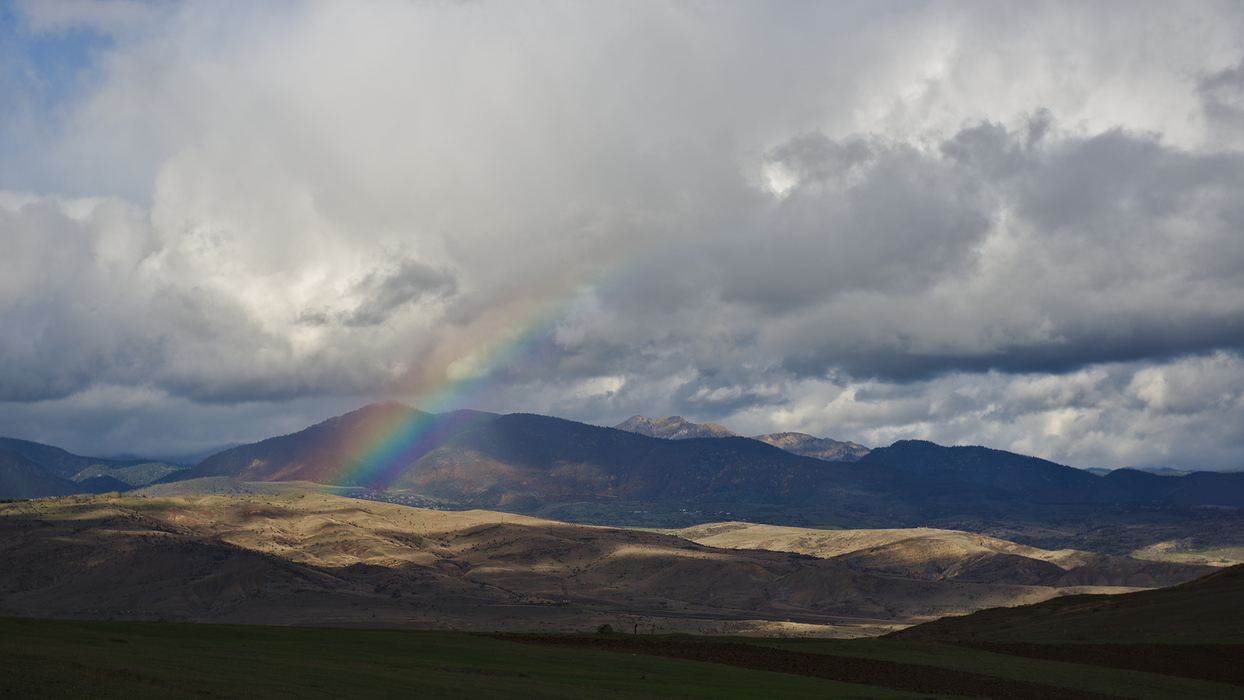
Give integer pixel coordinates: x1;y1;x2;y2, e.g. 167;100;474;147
0;617;948;699
746;637;1242;700
5;616;1241;699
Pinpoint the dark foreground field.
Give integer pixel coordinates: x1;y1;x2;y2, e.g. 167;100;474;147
2;617;1240;699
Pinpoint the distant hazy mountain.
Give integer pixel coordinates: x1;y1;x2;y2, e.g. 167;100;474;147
387;413;892;508
175;407;912;513
164;404;1244;519
1135;466;1195;476
0;448;81;499
750;433;870;462
105;446;227;467
0;436;190;498
163;402;500;485
861;440;1244;508
0;447;169;498
860;440;1100;502
73;475;132;494
614;415;739;439
1084;466;1194;477
0;437;149;479
71;463;187;488
613;417;871;463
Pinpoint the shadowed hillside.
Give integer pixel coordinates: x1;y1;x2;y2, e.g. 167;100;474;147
862;440;1244;507
0;437;187;496
0;449;80;499
165;403;499;486
887;563;1244;644
394;413;898;507
0;449;166;500
0;492;1214;635
0;437;150;479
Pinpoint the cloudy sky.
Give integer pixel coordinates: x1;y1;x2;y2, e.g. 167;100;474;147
3;0;1244;470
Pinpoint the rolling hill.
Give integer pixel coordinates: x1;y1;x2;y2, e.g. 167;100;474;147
0;449;81;499
0;436;187;496
669;522;1211;588
887;562;1244;644
0;437;149;479
0;492;1216;635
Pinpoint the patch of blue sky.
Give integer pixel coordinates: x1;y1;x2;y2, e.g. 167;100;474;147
0;2;115;194
0;2;114;110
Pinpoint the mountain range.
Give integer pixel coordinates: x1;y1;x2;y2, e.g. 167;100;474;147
614;414;871;462
860;440;1244;508
0;436;186;499
0;437;162;478
6;403;1244;538
614;414;739;440
155;403;1244;509
748;432;871;462
163;405;890;511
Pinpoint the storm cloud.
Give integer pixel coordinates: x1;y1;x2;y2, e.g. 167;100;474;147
2;1;1244;469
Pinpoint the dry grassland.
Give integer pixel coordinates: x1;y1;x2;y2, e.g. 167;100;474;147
0;492;1215;636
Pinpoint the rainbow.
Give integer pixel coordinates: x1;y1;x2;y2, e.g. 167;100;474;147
333;248;677;490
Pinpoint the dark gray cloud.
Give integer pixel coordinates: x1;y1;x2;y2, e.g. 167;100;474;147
718;133;992;312
0;196;163;401
343;259;456;327
671;367;790;418
298;258;458;328
1200;59;1244;133
724;122;1244;383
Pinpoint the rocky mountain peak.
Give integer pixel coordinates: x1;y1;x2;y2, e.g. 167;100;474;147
749;433;871;462
613;415;740;440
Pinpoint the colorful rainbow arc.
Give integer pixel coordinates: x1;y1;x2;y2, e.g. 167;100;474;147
336;304;568;489
335;249;679;490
